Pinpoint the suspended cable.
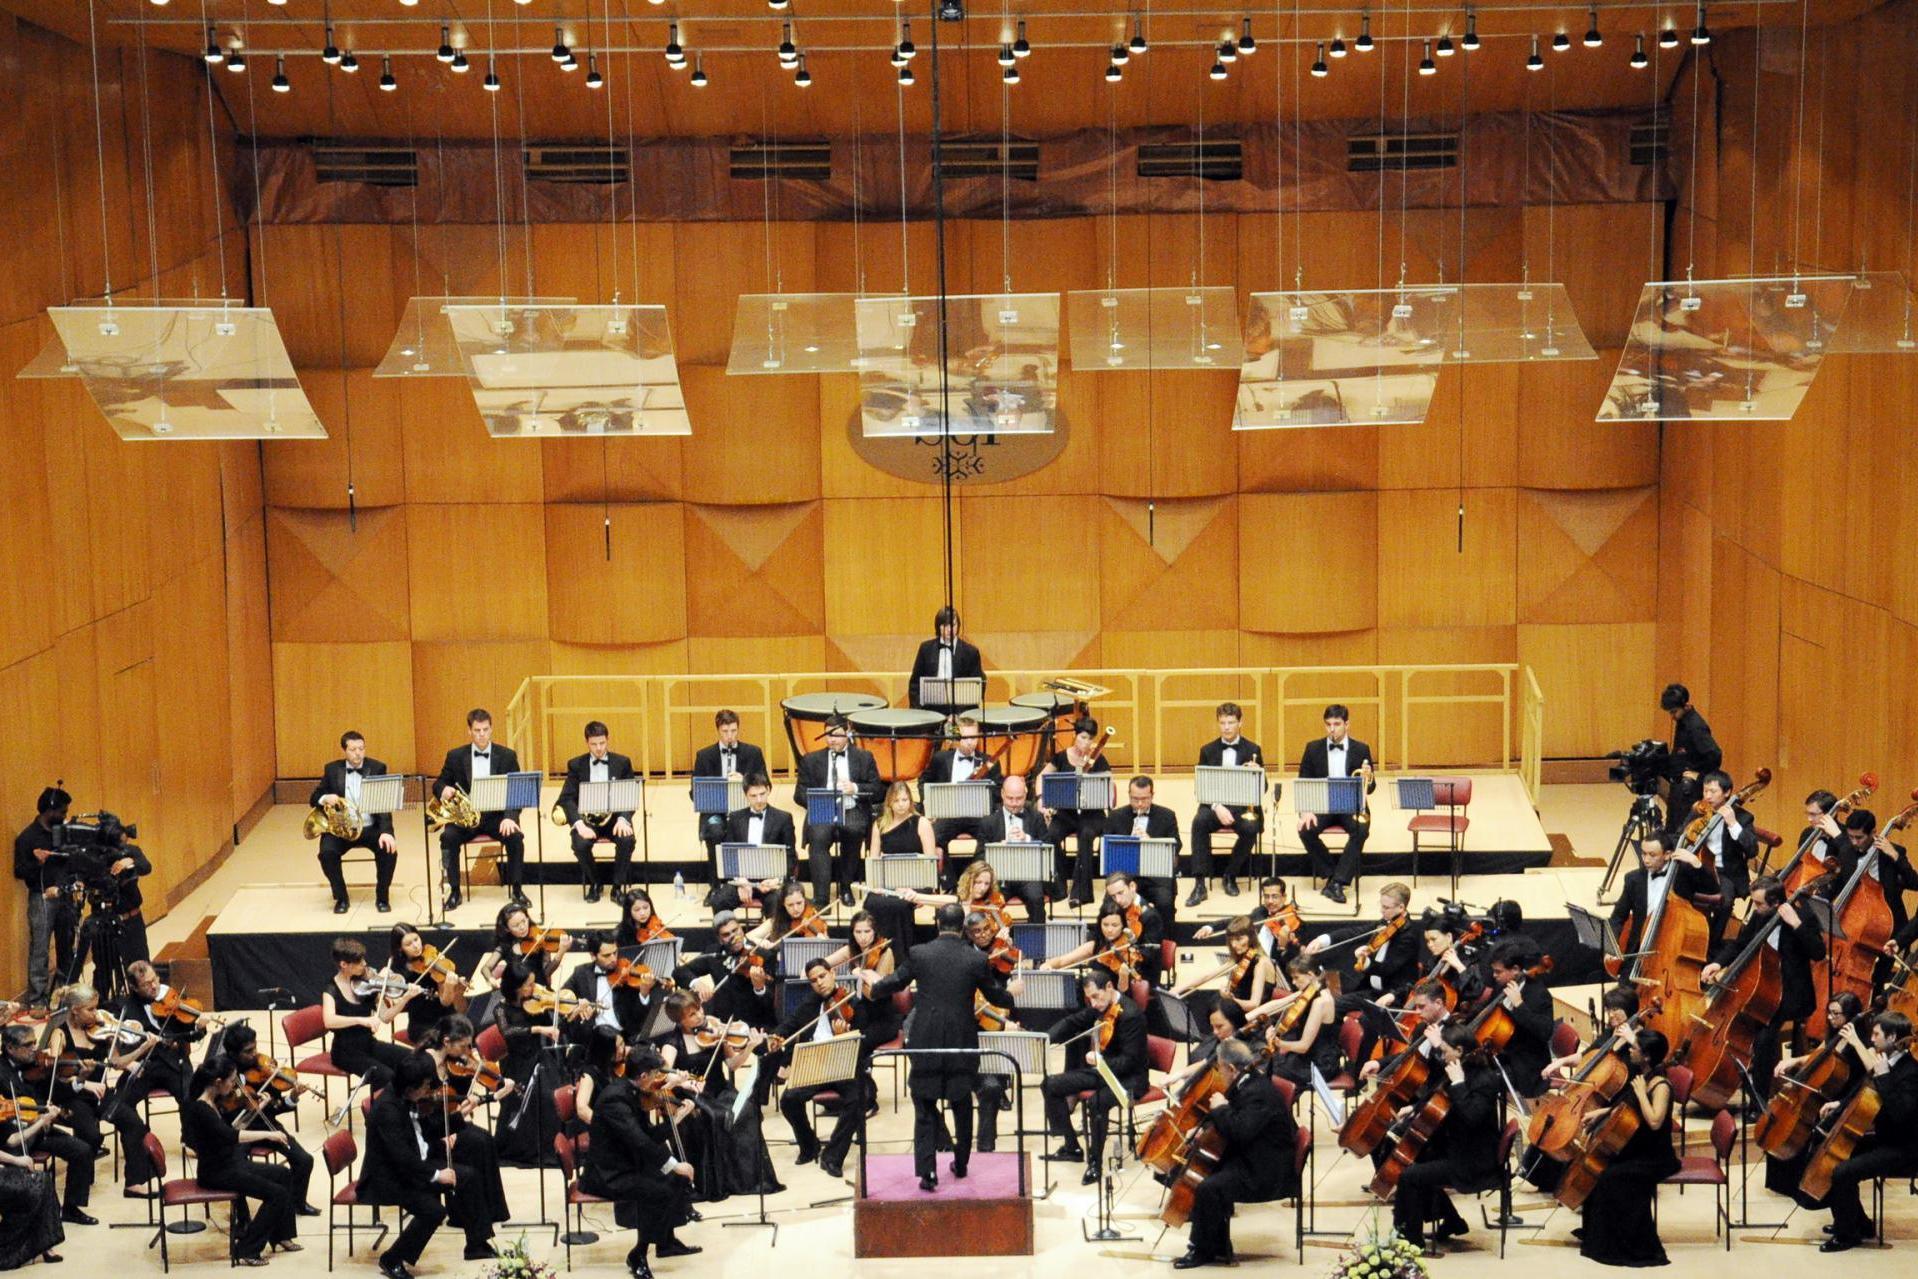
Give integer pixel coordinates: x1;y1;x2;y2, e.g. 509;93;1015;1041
85;0;115;299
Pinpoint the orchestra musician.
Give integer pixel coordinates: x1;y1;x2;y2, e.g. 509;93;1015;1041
921;716;1004;868
1263;954;1342;1089
1171;917;1276;1022
908;606;984;711
716;775;796;913
1813;1010;1918;1251
692;710;768;907
866;902;1011;1192
1574;1029;1681;1267
1660;684;1721;841
46;982;159;1197
1102;776;1183;924
1296;704;1376;905
14;784;71;1009
118;959;203;1107
1795;790;1846;883
1834;810;1918;947
963;909;1026;1153
179;1054;301;1265
1169;1000;1253;1093
1044;906;1143;987
906;859;1027;953
794;716;882;910
1386;1024;1501;1255
489;960;575;1166
577;1032;700;1279
1765;991;1868;1200
1700;875;1826;1097
557;720;637;904
564;938;659;1042
1606;831;1715;954
1187;702;1266;907
1692;770;1759;943
1543;988;1639;1082
321;936;417;1092
1195;878;1300;969
1038;717;1113;909
1041;967;1148;1186
359;1053;499;1279
311;731;399;914
970;775;1052;923
672;912;776;1032
432;709;527;911
220;1022;320;1217
1487;939;1556;1100
1173;1038;1299;1271
388;924;470;1044
1318;882;1419;1021
616;888;676;949
1101;870;1167;985
0;1094;61;1268
414;1015;512;1249
744;879;828;967
769;958;870;1179
476;903;571;989
1357;979;1455;1086
860;783;936;943
1419;914;1487;1005
650;991;783;1200
0;1025;96;1225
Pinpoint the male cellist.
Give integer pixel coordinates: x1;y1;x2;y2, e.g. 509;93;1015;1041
1606;832;1715;964
1815;1010;1918;1251
1173;1039;1298;1270
1698;876;1825;1100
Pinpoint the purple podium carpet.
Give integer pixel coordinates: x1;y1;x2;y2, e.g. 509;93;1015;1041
853;1151;1035;1257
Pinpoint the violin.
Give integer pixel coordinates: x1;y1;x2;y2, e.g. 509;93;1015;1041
971;889;1013;932
1121;901;1147;942
244;1055;319;1103
974;990;1015;1032
445;1055;507;1097
21;1050;92;1085
629;914;674;944
986;932;1024;976
779;905;829;941
691;1020;757;1052
1269;974;1326;1041
844;937;891;972
1262;902;1302;951
354;973;412;1000
514;925;572;956
607;958;674;992
1353;915;1409;971
1094;999;1123;1052
406;945;461;988
524;986;602;1017
149;986;224;1030
0;1097;43;1126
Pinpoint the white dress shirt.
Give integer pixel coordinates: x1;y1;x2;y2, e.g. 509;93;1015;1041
472;748;492;781
1325;739;1350;779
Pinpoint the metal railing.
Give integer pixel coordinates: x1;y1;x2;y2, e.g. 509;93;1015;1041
506;663;1543;788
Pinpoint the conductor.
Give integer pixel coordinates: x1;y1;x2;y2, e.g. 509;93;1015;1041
865;902;1011;1192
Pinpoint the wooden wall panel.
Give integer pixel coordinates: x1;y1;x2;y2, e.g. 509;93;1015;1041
1377;364;1520;491
683;502;825;637
226;513;278;822
406;504;548;641
268;369;408;509
1517;354;1659;490
1523;204;1665;350
1517;487;1659;624
398;378;544;504
678;367;823;504
1378;488;1518;629
267;507;413;643
1239;492;1377;634
541;436;684;503
1237;423;1382;493
273;642;417;777
1098;370;1241;498
1100;495;1239;631
821;497;955;637
672;223;816;366
411;640;553;769
1378;626;1519;767
1518;622;1658;758
958;495;1100;636
544;503;688;644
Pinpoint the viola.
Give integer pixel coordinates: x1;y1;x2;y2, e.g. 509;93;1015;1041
1262;902;1302;951
778;906;829;941
524;987;602;1017
986;933;1024;977
149;987;224;1030
629;914;674;944
243;1055;318;1102
0;1097;42;1126
971;889;1013;932
1526;997;1662;1160
691;1020;757;1052
514;926;572;956
974;990;1015;1032
1121;901;1147;942
1093;1000;1123;1052
1353;915;1409;972
605;958;673;992
22;1050;91;1085
445;1055;507;1097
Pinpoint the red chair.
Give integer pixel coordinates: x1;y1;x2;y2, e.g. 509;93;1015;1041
285;1004;347;1116
1128;978;1152;1012
554;1083;578;1128
1408;778;1473;873
1550;1021;1581;1060
476;1024;510;1064
321;1128;389;1271
1137;1034;1177;1107
1287;1124;1315;1261
1269;1075;1298;1108
554;1131;631;1272
149;1133;240;1272
1323;1012;1363;1095
1665;1064;1694;1156
1661;1108;1734;1249
1160;939;1179;985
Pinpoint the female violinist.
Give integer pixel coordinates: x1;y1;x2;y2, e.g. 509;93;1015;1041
1043;907;1143;987
744;879;828;969
1172;917;1277;1020
1574;1029;1681;1267
1418;914;1486;1005
615;889;675;948
907;859;1016;933
651;991;782;1201
1260;954;1342;1088
416;1013;513;1243
389;924;468;1044
823;910;895;980
320;937;415;1090
1194;877;1300;968
181;1054;301;1264
475;905;570;988
488;961;567;1167
45;983;159;1197
1384;1024;1502;1255
0;1097;61;1268
1763;991;1867;1201
218;1023;319;1217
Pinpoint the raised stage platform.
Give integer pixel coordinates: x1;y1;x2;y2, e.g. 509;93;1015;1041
854;1152;1034;1257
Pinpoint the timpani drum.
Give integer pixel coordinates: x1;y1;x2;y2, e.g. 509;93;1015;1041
977;705;1050;778
1011;691;1084;755
849;708;947;782
781;691;887;760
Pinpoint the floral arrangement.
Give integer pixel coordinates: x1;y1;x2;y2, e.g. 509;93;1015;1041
477;1234;556;1279
1327;1218;1430;1279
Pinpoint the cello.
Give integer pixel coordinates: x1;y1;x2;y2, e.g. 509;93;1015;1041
1526;997;1662;1160
1754;1019;1860;1160
1798;1070;1884;1202
1806;790;1918;1039
1779;773;1877;891
1673;886;1812;1111
1553;1088;1647;1210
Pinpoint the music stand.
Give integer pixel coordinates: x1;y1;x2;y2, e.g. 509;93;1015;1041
691;777;745;817
633;938;682;976
1567;904;1629;965
718;844;788;908
1016;969;1081;1010
780;972;857;1019
980;1029;1051;1191
471;771;545;913
1083;1051;1137;1243
1152;989;1203;1045
922;781;994;821
1393;777;1437;889
1100;836;1177;879
1042;772;1113;812
916;676;985;717
983;841;1052;888
579;778;642;893
1010;921;1087;964
861;856;939;892
1195;764;1270;881
788;1030;866;1211
778;936;839;980
352;772;407;907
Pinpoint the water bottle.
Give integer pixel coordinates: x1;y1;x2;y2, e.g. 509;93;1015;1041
673;871;686;900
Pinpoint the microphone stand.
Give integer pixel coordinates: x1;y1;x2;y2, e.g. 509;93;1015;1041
501;1012;561;1242
1729;1060;1790;1229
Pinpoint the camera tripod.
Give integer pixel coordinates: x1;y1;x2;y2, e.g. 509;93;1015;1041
1596;792;1665;905
64;887;137;1002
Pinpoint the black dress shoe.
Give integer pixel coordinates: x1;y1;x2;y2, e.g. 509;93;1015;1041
977;1137;996;1154
377;1258;413;1279
60;1208;97;1226
1433;1218;1470;1241
463;1245;499;1261
332;901;349;915
1045;1145;1086;1162
376;899;392;913
1223;879;1240;897
1322;881;1347;904
1081;1165;1099;1186
1172;1248;1216;1269
627;1262;654;1279
510;890;531;907
444;893;463;911
1822;1225;1837;1235
839;888;855;908
296;1203;323;1217
951;1161;968;1180
1820;1237;1860;1253
653;1239;701;1259
1184;884;1208;907
1066;897;1083;911
814;896;831;911
795;1147;818;1166
918;1175;937;1192
818;1158;844;1179
585;885;604;904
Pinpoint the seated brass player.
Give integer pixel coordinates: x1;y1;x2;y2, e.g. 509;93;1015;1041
557;720;637;904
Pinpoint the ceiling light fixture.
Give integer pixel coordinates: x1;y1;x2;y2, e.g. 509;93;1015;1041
1436;34;1454;56
691;53;708;86
1238;17;1256;54
1585;7;1604;46
779;23;798;65
1691;2;1711;43
1130;18;1147;54
438;27;455;62
271;56;289;91
1419;40;1437;73
795;52;811;85
1630;33;1648;66
666;24;685;66
1106;61;1122;81
1526;35;1544;69
1356;12;1373;51
1013;19;1031;56
340;50;359;73
586;53;603;87
322;23;340;64
203;28;223;63
451;49;469;72
1462;9;1480;50
1312;41;1329;75
1209;54;1227;79
1330;35;1348;57
1659;26;1680;47
379;56;397;91
225;48;246;72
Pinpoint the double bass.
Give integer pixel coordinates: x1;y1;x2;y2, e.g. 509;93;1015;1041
1798;1072;1884;1202
1610;860;1714;1053
1526;998;1663;1160
1807;790;1918;1038
1676;769;1773;866
1674;887;1813;1111
1778;773;1877;891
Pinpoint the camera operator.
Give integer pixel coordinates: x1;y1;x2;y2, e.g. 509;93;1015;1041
1659;683;1721;839
13;786;72;1010
53;812;151;994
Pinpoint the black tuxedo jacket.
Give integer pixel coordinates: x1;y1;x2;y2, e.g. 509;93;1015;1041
309;759;396;839
689;742;769;797
1698;801;1759;895
1198;736;1265;771
723;806;798;861
1216;1070;1300;1199
908;638;984;708
870;933;1008;1077
581;1076;675;1195
921;749;1004;790
1102;804;1184;854
432;743;525;820
1712;908;1828;1022
1297;737;1378;795
1831;838;1918;935
793;746;883;813
773;985;871;1044
1496;978;1557;1097
1872;1052;1918;1158
356;1089;442;1206
557;751;636;824
563;961;649;1036
1048;1000;1149;1098
1608;862;1719;944
977;805;1047;845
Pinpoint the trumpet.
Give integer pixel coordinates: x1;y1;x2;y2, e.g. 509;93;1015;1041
303;798;366;841
550;802;610;828
426;786;481;833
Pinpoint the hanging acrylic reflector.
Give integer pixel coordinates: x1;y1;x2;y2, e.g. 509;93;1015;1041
1437;282;1598;363
373;296;577;377
1824;271;1918;354
1597;275;1856;421
1233;287;1453;428
445;303;689;436
853;293;1060;437
35;302;326;439
1062;287;1245;370
725;293;866;374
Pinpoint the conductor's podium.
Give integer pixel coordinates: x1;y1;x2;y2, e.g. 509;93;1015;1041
852;1151;1035;1258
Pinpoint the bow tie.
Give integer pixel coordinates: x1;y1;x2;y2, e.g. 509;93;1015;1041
346;767;362;775
1649;870;1668;881
1327;742;1345;751
472;750;490;759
